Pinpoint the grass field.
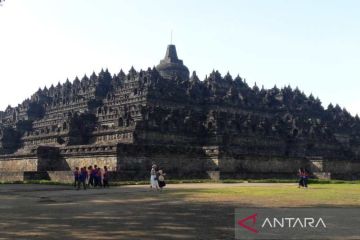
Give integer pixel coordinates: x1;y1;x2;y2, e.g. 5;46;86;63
162;183;360;207
0;183;359;239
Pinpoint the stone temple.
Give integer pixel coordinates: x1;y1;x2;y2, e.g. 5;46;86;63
0;45;360;182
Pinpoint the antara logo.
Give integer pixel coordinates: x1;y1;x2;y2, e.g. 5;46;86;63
237;213;258;233
262;217;327;228
238;214;327;233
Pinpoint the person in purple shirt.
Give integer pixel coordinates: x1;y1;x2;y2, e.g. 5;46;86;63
303;168;309;188
77;167;87;190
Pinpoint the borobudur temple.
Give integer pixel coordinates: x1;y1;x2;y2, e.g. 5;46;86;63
1;45;360;182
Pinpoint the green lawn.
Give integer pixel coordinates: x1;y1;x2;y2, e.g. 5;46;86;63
1;180;359;207
163;184;360;207
0;183;357;239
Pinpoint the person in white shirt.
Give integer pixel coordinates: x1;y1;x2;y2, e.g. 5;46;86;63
150;164;159;190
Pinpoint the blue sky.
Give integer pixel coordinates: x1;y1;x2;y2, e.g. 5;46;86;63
1;0;359;115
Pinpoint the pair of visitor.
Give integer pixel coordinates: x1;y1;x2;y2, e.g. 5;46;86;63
74;167;88;190
88;165;102;188
150;164;166;191
298;168;309;188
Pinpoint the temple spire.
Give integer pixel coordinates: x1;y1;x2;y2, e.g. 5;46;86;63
156;44;189;80
163;44;179;63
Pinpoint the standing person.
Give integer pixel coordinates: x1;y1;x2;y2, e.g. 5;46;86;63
88;166;94;188
93;165;98;188
150;164;158;190
103;166;109;188
298;168;304;188
83;166;88;185
157;169;166;191
78;167;87;190
73;167;80;189
96;167;103;188
303;168;309;188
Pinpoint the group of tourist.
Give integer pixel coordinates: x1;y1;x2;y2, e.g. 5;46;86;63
150;164;166;191
74;163;167;191
73;165;109;190
298;168;309;188
74;164;309;191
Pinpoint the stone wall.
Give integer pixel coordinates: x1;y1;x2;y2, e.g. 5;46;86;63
0;172;24;182
65;155;118;171
219;154;307;179
116;144;212;179
217;147;360;179
60;144;118;171
0;143;360;182
45;171;74;183
323;160;360;179
0;155;37;172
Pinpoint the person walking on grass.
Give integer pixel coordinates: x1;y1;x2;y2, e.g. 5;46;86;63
297;167;310;189
95;167;103;188
83;166;88;185
157;169;166;191
298;168;304;188
103;166;110;188
303;168;309;188
93;165;98;187
150;164;159;190
87;165;94;188
77;167;87;190
73;167;80;189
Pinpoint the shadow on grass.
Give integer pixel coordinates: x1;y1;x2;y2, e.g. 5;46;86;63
0;184;359;239
0;186;236;240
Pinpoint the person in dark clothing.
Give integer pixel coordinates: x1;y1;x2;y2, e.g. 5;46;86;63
73;167;80;188
298;168;304;188
77;167;87;190
157;169;166;191
95;167;102;187
93;165;98;187
88;165;94;187
103;166;109;188
303;168;309;188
